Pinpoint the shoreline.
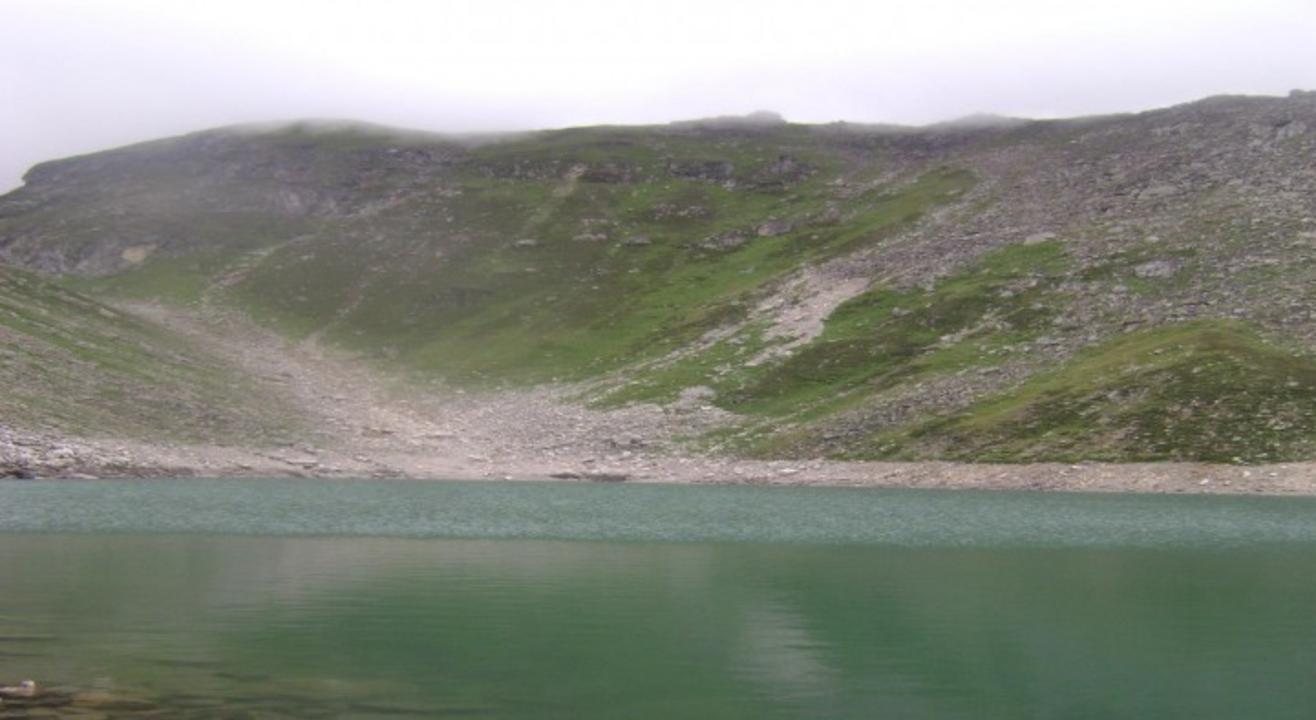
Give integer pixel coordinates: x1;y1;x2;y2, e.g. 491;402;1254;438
5;435;1315;495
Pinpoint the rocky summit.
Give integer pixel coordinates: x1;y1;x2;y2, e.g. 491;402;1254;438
2;92;1316;480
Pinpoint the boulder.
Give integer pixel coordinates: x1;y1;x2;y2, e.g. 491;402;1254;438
756;220;793;237
1133;260;1177;278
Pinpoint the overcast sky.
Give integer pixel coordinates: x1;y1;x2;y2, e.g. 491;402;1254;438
3;0;1315;191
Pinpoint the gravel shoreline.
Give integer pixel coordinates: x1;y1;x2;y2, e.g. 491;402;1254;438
4;429;1314;496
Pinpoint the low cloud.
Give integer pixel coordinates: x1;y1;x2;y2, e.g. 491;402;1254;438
2;0;1314;191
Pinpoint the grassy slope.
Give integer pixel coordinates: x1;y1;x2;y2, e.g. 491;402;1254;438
249;125;851;382
605;240;1068;415
371;164;975;383
0;265;300;443
851;321;1316;463
84;126;976;388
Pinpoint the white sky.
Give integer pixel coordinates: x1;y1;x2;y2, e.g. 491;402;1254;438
2;0;1315;190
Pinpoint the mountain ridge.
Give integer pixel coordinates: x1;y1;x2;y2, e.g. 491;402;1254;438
2;91;1315;478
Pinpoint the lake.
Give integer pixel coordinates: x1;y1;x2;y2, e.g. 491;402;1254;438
1;478;1314;719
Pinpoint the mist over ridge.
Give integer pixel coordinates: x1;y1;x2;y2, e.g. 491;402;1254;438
4;0;1315;190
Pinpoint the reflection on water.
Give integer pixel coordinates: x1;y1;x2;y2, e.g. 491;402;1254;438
734;600;839;709
0;480;1314;718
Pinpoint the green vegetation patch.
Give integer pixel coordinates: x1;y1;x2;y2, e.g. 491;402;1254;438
701;240;1071;424
857;321;1316;463
67;249;244;305
0;266;301;443
225;160;975;385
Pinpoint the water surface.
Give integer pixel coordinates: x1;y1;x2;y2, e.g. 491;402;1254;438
1;479;1313;719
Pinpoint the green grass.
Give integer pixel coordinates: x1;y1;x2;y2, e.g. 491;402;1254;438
0;266;301;443
649;240;1071;426
212;156;975;385
66;249;244;305
594;322;779;407
850;321;1316;463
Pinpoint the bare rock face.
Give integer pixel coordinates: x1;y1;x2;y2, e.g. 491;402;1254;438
1275;120;1309;141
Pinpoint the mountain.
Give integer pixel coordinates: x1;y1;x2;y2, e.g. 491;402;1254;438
2;92;1315;477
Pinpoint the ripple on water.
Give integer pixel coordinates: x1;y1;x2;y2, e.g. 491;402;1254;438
1;478;1315;547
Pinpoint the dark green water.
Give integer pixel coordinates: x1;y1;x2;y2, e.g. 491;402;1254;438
1;479;1314;719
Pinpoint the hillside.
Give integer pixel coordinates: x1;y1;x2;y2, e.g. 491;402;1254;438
2;92;1316;477
0;265;303;477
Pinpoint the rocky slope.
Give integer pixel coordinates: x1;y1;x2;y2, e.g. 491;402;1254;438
2;92;1316;476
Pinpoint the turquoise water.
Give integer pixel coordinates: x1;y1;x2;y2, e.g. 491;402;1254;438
1;479;1314;718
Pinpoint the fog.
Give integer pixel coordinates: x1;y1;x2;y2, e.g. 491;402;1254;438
3;0;1315;191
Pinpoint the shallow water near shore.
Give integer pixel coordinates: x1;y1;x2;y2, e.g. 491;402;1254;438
2;479;1315;718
